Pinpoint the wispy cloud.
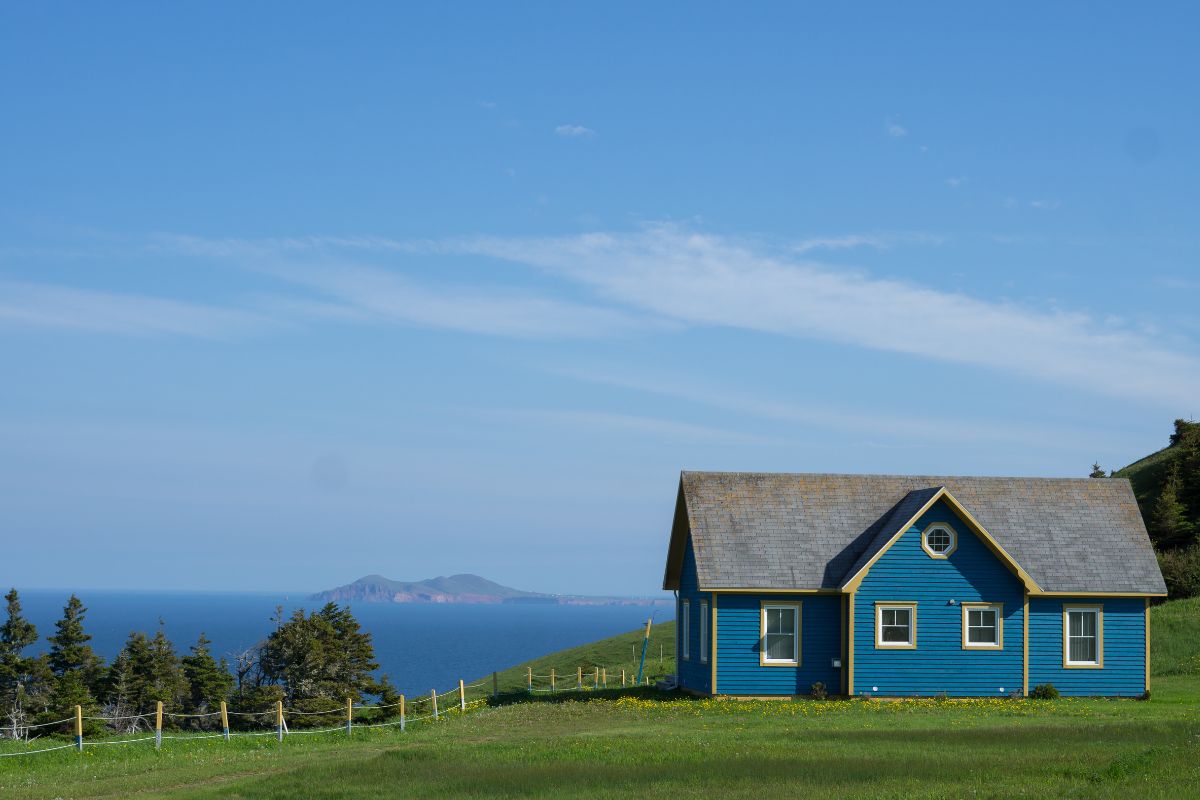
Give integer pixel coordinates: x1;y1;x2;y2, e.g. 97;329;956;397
0;280;271;339
789;232;944;254
150;234;651;339
543;365;1122;450
498;408;772;445
1030;199;1061;211
554;124;595;138
442;226;1200;408
945;176;967;189
885;117;907;138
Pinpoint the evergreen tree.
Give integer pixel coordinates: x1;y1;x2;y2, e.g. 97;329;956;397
258;603;380;704
1152;466;1195;549
181;633;232;713
47;595;101;681
0;589;39;701
145;626;187;709
1090;462;1107;479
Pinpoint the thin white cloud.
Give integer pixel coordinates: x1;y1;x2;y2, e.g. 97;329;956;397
149;234;651;339
1030;199;1061;211
885;118;908;138
945;176;967;189
543;365;1115;451
499;408;773;446
554;124;595;138
0;280;271;339
790;232;944;254
442;226;1200;409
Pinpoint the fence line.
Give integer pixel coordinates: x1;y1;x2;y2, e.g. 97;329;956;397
0;658;669;760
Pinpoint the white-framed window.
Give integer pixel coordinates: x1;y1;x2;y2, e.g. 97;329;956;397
700;601;709;663
681;600;690;660
1063;605;1103;667
962;603;1003;649
760;602;800;665
920;523;957;559
875;602;917;648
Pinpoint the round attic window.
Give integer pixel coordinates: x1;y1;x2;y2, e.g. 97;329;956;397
921;523;956;558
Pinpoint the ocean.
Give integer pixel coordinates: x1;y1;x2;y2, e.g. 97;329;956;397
13;590;673;696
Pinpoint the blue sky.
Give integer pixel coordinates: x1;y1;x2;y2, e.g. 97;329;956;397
2;3;1198;596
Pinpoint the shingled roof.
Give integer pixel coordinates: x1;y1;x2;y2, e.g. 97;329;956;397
663;471;1166;595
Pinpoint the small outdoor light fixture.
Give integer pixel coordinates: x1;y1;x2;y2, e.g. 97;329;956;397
999;687;1005;693
948;599;958;605
831;657;842;668
872;686;879;692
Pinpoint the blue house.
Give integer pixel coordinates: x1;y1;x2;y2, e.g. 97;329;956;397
664;472;1166;697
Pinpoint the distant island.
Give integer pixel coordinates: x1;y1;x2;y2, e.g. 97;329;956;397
311;573;670;606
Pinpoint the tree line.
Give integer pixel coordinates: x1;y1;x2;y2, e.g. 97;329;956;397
0;592;401;738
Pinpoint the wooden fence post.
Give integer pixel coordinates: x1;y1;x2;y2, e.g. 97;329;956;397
74;704;83;753
602;668;607;688
400;694;406;732
593;667;599;689
155;700;163;750
550;668;556;692
621;669;626;687
431;689;439;721
220;700;229;742
577;666;582;689
459;679;466;711
346;697;353;736
493;671;499;700
526;667;532;694
276;700;284;742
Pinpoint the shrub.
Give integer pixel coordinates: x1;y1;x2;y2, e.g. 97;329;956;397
1030;683;1059;700
809;682;827;700
1158;544;1200;600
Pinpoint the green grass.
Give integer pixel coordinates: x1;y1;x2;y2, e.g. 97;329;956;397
1150;596;1200;677
1;608;1196;799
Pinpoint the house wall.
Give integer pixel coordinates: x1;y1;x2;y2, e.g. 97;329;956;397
714;593;841;695
1027;597;1146;696
676;536;712;694
853;500;1026;696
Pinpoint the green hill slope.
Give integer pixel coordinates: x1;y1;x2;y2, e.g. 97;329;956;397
470;620;676;697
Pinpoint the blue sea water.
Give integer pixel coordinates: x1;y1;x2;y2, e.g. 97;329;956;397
13;590;672;696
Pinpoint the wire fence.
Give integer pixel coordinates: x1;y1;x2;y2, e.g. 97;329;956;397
0;663;668;760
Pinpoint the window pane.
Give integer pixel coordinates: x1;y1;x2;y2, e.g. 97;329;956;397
766;632;794;660
1069;635;1096;663
968;625;996;643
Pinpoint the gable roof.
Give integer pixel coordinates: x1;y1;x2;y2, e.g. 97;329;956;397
663;471;1166;596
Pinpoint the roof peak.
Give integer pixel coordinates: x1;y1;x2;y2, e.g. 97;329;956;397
681;470;1119;484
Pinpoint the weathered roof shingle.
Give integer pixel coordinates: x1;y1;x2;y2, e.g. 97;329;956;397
664;471;1165;595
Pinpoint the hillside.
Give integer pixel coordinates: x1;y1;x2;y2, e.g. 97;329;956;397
2;601;1195;800
1113;419;1198;548
313;573;550;604
313;573;670;606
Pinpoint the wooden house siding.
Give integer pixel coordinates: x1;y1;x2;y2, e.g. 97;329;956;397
676;536;712;694
853;500;1026;696
714;593;841;695
1027;597;1147;696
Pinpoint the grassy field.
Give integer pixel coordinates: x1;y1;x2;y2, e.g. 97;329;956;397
1;604;1196;800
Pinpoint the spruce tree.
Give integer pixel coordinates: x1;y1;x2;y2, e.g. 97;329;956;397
0;589;38;700
1152;466;1195;549
180;633;232;713
47;595;100;679
1089;462;1107;479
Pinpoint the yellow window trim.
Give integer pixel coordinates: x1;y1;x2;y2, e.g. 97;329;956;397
960;602;1004;650
874;601;917;650
1062;603;1104;669
711;596;718;694
920;522;958;559
759;600;802;667
842;488;1042;594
